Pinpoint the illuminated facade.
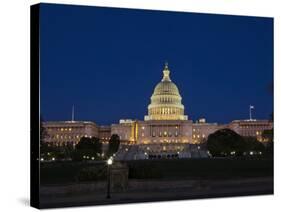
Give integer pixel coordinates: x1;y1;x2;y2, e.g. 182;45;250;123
227;120;273;142
144;63;187;121
43;63;273;159
43;121;99;146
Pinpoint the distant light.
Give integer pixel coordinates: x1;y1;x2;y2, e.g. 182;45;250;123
250;151;254;155
52;157;55;161
91;157;95;160
198;146;201;150
40;158;44;161
177;151;180;154
107;158;113;165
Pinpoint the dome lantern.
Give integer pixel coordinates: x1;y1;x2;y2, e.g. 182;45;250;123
162;62;171;82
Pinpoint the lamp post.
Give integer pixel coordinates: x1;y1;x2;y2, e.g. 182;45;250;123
106;157;113;199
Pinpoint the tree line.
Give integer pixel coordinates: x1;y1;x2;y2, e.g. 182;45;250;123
206;128;273;157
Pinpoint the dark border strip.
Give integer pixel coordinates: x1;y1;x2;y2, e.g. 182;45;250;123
30;3;40;209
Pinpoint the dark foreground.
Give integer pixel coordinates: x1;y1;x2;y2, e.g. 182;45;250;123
39;158;273;208
40;177;273;208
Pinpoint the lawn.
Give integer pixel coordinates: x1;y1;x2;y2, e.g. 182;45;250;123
40;158;273;185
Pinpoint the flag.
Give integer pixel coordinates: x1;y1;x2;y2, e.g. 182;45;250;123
250;105;254;109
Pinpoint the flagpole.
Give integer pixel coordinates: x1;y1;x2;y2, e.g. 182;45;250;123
249;105;252;120
72;105;75;122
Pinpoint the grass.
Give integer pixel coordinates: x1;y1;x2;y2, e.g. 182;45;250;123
40;158;273;185
127;158;273;180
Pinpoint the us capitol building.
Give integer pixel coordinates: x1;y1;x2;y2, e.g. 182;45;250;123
43;63;273;159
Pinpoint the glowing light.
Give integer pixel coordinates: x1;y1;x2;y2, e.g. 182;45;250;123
107;157;113;165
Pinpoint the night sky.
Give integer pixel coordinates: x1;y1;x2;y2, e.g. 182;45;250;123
40;3;273;125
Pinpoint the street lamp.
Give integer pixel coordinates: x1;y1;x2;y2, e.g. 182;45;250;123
106;157;113;199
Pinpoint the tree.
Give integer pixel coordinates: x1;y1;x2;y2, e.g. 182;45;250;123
262;128;273;143
243;136;265;153
262;128;273;156
72;137;102;161
207;128;246;157
107;134;120;157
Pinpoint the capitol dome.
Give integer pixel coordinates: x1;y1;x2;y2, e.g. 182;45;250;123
144;63;188;121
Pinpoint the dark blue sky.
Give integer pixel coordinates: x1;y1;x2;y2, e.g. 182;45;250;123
40;3;273;125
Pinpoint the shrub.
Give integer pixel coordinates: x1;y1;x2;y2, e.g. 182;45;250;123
128;164;162;179
76;166;106;182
